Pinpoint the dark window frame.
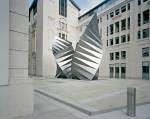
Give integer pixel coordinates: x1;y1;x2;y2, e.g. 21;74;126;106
143;28;149;38
142;47;149;57
115;37;119;44
110;24;114;35
115;9;120;15
121;35;126;43
110;53;114;60
110;12;114;18
110;38;114;46
121;19;126;31
115;52;120;60
138;13;141;26
121;5;126;13
121;51;126;59
143;9;149;24
115;21;120;33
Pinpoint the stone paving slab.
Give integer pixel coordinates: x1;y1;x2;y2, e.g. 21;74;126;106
34;79;150;115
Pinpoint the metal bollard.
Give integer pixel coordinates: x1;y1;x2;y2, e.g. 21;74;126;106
127;87;136;117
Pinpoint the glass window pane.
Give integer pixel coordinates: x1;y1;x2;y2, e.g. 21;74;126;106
115;22;119;33
121;63;126;79
110;24;114;34
142;47;149;57
121;35;126;43
121;19;126;31
121;51;126;59
143;9;149;24
143;28;149;38
115;65;119;78
115;52;119;60
115;37;119;44
121;6;126;13
142;61;149;80
115;9;120;15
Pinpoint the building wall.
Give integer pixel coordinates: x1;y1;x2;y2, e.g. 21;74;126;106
0;0;9;86
0;0;33;118
79;0;150;80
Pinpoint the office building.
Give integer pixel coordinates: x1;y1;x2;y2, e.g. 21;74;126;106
79;0;150;80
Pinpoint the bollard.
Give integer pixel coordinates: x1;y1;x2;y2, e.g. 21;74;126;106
127;87;136;117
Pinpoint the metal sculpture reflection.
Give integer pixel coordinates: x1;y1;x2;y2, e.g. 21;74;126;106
72;14;103;80
52;14;103;80
52;37;74;78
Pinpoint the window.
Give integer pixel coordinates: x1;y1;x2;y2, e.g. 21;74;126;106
107;40;108;46
142;61;149;80
143;28;149;38
62;33;65;40
121;19;126;31
121;5;126;13
143;10;149;24
121;63;126;79
110;24;114;35
121;35;126;43
127;34;130;41
121;51;126;59
110;12;114;18
143;0;148;2
138;13;141;26
115;64;119;78
107;14;109;20
128;17;130;29
59;21;67;31
110;53;114;60
127;3;130;10
110;38;114;46
115;9;120;15
59;33;61;38
138;0;141;5
59;0;67;17
115;52;119;60
115;37;119;44
142;47;149;57
115;22;119;33
107;26;108;36
138;31;141;39
109;65;114;78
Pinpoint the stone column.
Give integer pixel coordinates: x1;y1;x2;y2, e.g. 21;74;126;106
0;0;33;118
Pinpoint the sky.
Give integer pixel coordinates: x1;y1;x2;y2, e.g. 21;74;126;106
28;0;105;15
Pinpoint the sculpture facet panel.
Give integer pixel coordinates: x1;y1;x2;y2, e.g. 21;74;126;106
52;37;74;78
52;14;103;80
72;14;103;80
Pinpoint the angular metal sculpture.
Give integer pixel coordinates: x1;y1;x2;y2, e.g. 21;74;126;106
52;37;74;78
72;14;103;80
52;14;103;80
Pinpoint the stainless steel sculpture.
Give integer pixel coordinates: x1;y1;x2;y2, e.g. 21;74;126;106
52;37;74;78
72;14;103;80
52;14;103;80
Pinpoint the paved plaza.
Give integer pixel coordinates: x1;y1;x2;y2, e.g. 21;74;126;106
34;78;150;115
13;92;150;119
